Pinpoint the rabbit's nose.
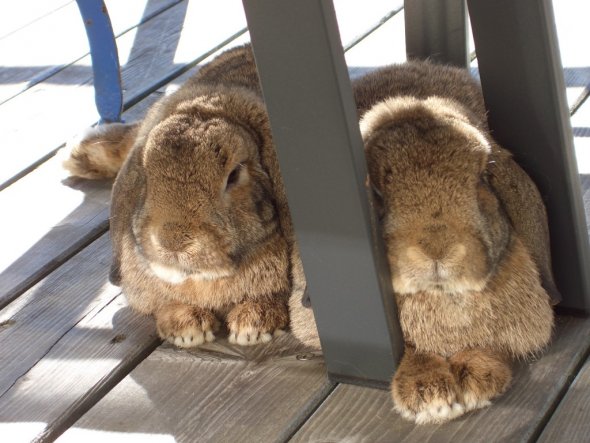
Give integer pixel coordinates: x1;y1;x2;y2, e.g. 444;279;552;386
418;224;457;261
157;222;190;251
419;240;446;261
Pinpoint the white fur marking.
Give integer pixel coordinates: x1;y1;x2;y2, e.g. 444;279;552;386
149;261;188;284
414;401;465;425
165;327;215;348
462;391;492;412
229;327;275;346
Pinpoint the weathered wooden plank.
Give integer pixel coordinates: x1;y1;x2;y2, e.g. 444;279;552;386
537;354;590;442
0;235;117;396
0;234;160;442
291;316;590;442
0;0;408;191
0;0;248;189
0;0;181;105
0;93;158;310
0;0;72;40
56;338;331;443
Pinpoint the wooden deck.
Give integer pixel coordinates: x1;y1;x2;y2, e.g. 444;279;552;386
1;1;589;442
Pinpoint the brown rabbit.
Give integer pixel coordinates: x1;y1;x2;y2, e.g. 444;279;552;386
288;62;560;361
64;45;300;348
356;62;556;424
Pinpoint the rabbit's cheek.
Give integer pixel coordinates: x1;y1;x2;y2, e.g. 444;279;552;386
390;238;490;295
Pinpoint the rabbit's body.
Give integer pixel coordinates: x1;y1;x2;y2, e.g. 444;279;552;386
358;64;555;424
64;46;556;424
66;45;294;347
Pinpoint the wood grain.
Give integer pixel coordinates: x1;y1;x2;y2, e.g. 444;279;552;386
0;234;160;442
537;355;590;442
0;235;119;396
57;337;331;443
0;92;159;310
291;315;590;443
0;1;588;442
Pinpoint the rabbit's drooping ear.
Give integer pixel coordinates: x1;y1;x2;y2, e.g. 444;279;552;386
486;147;562;305
109;261;122;286
108;145;147;289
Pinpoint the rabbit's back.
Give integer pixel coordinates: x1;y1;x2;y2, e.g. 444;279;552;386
353;61;487;124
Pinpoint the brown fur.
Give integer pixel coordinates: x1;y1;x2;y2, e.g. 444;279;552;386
64;45;298;348
63;122;140;179
392;347;462;424
449;348;512;410
358;62;555;424
64;49;556;421
354;62;560;304
287;62;559;352
392;346;511;424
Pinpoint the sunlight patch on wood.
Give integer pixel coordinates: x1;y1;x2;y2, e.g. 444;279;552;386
59;428;177;443
0;157;85;274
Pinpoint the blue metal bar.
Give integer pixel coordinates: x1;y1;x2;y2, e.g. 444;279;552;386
76;0;123;123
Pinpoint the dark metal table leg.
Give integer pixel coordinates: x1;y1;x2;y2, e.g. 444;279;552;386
467;0;590;312
404;0;469;67
76;0;123;123
242;0;403;386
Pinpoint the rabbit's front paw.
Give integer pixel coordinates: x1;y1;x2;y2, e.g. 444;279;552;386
226;299;288;346
450;348;512;412
392;350;465;424
393;369;464;424
155;303;220;348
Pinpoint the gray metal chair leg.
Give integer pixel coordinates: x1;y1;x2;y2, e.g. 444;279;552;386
467;0;590;312
242;0;403;386
76;0;123;123
404;0;469;67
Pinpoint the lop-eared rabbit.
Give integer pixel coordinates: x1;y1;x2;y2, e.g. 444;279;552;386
352;62;557;424
64;45;557;424
65;45;301;347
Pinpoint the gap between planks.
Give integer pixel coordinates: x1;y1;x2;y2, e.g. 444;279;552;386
290;315;590;443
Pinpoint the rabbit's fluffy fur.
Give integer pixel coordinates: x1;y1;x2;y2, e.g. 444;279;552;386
66;45;299;347
356;63;555;424
64;45;556;424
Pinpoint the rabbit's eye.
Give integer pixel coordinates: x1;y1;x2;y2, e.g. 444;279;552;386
370;185;386;220
225;164;242;190
480;169;491;185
